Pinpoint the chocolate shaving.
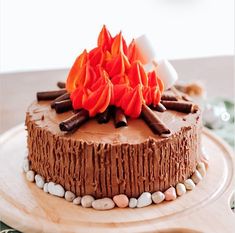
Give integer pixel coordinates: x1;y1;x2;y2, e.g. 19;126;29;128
141;104;170;135
51;93;70;108
114;108;127;128
37;89;67;101
161;93;178;101
151;103;166;112
59;109;89;131
54;99;73;113
57;81;66;89
161;100;196;113
97;107;112;124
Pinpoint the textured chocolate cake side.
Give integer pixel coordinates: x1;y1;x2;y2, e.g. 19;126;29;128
25;100;202;198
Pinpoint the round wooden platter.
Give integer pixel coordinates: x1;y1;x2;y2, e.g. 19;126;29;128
0;125;234;233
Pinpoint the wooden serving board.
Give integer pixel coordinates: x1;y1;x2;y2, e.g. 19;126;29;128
0;125;234;233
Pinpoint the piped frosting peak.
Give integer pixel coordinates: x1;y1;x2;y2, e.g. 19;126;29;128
66;25;164;117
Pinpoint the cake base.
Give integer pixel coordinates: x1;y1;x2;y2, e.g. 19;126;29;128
0;125;234;233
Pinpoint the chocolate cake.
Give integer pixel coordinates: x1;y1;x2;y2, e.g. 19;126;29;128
25;26;203;203
26;93;201;198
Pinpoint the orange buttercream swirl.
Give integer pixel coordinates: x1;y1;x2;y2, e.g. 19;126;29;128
67;25;164;118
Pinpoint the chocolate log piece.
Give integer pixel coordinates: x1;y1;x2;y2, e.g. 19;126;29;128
51;93;70;108
59;109;89;131
37;89;67;101
161;100;196;113
57;81;66;89
192;104;199;113
54;99;73;113
141;104;170;135
182;94;193;102
151;103;166;112
161;93;178;101
97;107;112;124
114;108;127;128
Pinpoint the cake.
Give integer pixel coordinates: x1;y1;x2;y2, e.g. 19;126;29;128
24;26;206;209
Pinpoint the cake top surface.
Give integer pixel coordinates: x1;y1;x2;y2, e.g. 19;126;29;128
27;98;200;144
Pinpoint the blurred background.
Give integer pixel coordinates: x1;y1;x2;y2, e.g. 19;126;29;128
0;0;234;73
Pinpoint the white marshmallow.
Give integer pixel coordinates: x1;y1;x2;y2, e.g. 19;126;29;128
135;35;178;90
155;59;178;90
135;35;156;63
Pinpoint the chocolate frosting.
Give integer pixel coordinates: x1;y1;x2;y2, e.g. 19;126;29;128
26;99;202;198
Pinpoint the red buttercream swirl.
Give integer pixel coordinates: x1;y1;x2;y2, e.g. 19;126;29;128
66;25;164;118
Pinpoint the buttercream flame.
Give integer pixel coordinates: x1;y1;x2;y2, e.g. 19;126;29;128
66;25;164;117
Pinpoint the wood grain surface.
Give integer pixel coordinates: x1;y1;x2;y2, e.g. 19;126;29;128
0;125;234;233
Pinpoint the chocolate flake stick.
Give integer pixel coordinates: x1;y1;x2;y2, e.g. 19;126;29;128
51;93;70;108
182;94;193;102
54;99;73;113
161;100;197;113
151;103;166;112
141;104;170;135
97;107;112;124
161;93;178;101
114;108;127;128
59;109;89;131
57;81;66;89
37;89;67;101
